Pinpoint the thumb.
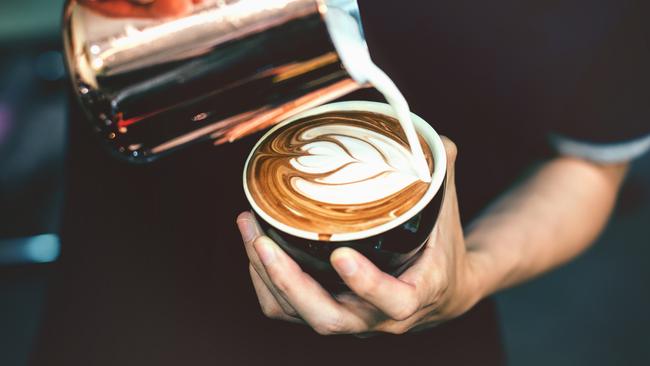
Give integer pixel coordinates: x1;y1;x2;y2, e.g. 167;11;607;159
437;136;461;225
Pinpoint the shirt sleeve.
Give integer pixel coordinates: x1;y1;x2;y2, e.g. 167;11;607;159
551;133;650;163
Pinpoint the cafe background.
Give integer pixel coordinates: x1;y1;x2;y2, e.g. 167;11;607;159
0;0;648;365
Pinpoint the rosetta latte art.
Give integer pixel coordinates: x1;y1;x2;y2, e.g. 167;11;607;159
246;111;433;236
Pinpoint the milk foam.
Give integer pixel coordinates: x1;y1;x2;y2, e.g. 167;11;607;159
246;109;435;237
289;124;421;205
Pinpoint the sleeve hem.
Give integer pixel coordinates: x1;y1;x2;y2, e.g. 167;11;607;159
550;133;650;163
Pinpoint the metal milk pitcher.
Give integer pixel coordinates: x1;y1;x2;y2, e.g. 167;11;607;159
62;0;370;162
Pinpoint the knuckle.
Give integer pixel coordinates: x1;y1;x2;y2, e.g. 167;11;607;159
441;136;458;160
260;303;284;320
261;262;290;294
391;299;419;321
313;313;347;336
271;276;292;298
382;323;411;335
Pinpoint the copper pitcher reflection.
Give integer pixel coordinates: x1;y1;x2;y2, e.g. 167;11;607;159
62;0;369;162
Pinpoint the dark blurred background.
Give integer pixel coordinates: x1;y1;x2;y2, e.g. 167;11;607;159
0;0;648;365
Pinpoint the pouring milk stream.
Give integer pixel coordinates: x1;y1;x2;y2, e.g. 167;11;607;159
325;4;432;183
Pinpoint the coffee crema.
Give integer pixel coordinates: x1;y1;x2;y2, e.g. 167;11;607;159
246;111;434;237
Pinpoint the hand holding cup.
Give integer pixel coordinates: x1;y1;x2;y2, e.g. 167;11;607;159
237;136;485;335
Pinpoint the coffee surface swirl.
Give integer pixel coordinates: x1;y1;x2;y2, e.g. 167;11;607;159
246;111;433;237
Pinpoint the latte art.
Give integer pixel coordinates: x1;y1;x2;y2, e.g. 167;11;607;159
290;125;423;205
246;111;433;236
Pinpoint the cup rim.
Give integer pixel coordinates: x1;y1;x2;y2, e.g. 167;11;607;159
243;101;447;242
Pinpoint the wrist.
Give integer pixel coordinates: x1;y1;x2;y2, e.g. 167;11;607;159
439;243;494;319
464;233;515;300
465;249;496;302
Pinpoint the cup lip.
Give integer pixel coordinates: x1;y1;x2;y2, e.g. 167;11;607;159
243;101;447;242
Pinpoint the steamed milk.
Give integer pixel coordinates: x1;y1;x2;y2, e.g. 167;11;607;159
290;123;424;205
246;111;433;235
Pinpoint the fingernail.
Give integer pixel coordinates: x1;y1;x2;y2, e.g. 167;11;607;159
255;240;276;266
237;215;257;243
333;250;358;276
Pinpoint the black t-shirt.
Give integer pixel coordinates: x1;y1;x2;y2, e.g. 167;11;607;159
33;1;649;365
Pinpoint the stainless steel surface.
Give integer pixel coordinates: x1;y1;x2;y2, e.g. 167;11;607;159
62;0;367;162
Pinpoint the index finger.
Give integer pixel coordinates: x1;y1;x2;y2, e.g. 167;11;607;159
254;238;373;335
331;248;422;321
237;212;298;316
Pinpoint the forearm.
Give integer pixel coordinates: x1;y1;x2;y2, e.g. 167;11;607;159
466;157;628;297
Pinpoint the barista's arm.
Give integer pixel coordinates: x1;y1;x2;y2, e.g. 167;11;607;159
465;157;627;297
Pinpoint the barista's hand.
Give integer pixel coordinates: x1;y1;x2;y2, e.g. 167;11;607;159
79;0;203;18
237;137;487;335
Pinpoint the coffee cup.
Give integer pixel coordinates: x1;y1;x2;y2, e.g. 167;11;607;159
243;101;447;291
